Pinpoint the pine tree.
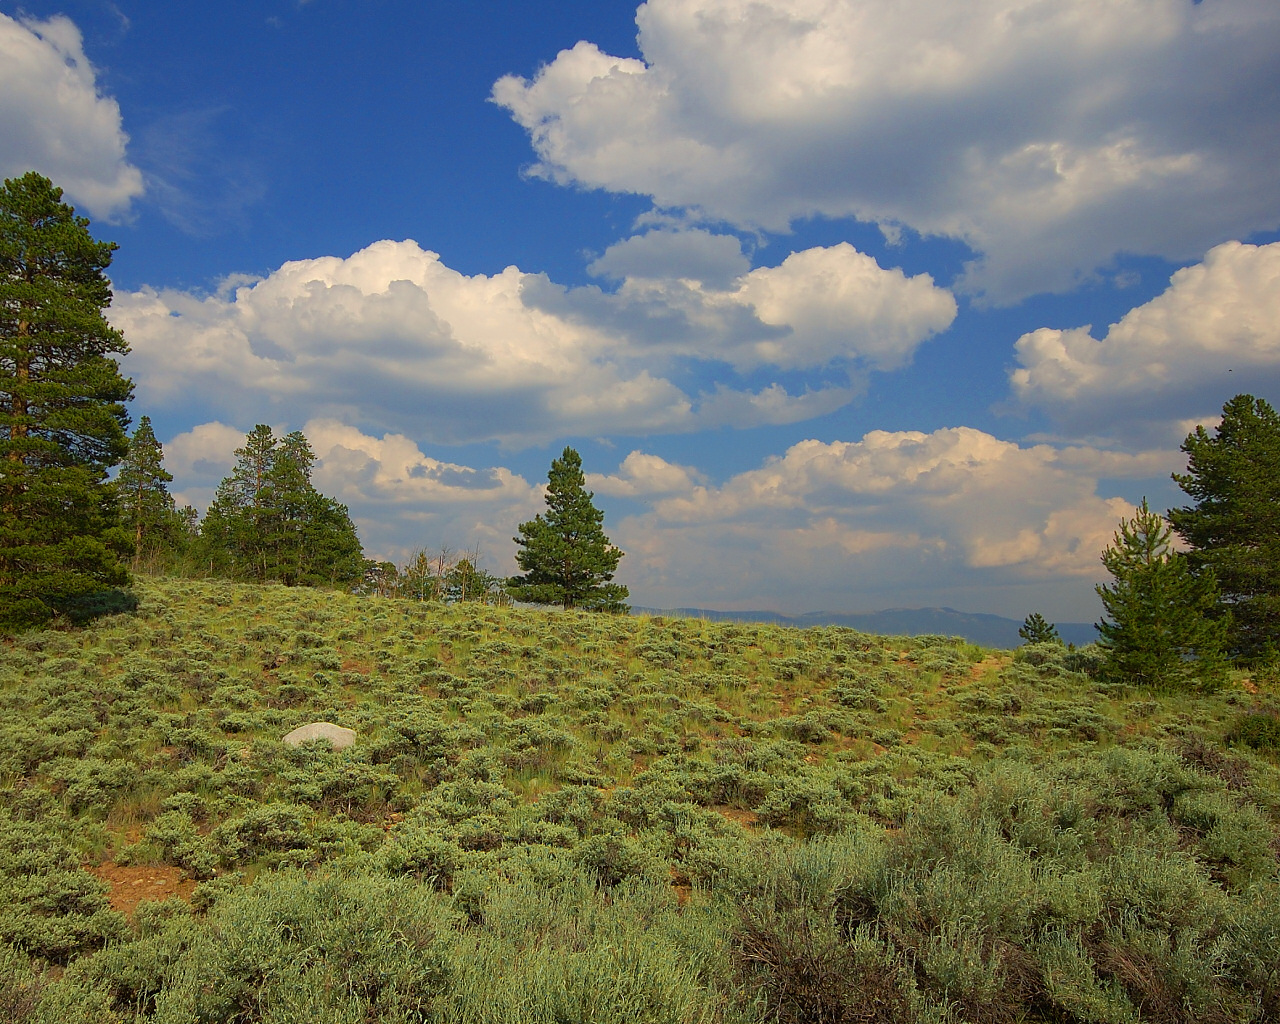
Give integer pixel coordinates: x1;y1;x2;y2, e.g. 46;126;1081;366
262;430;316;585
199;425;277;579
1169;394;1280;661
117;415;178;566
198;425;363;587
509;447;628;611
0;173;133;628
1096;499;1228;690
1018;613;1061;645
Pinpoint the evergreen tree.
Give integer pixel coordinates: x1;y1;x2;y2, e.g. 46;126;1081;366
361;560;400;598
262;430;317;585
199;425;276;579
1018;613;1061;645
198;425;363;587
0;173;133;628
1096;499;1227;690
509;447;628;611
290;489;364;587
1169;394;1280;661
117;415;179;566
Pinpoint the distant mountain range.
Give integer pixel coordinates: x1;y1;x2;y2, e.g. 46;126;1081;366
632;605;1098;649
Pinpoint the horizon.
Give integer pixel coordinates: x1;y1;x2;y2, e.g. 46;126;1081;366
3;0;1278;622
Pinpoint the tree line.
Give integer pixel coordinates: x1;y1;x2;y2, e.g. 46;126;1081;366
0;172;628;629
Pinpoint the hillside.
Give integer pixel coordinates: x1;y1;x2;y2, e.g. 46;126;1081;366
1;577;1277;1022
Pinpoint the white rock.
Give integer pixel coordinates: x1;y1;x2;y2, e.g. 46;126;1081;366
282;722;356;750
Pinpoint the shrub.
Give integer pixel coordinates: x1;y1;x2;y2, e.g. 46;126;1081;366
0;814;127;961
1227;708;1280;751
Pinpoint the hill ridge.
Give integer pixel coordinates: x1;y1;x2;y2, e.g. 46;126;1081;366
634;604;1097;648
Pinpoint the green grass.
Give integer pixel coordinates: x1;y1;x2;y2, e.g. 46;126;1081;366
0;576;1277;1022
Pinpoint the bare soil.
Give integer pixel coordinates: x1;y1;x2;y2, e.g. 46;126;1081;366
86;863;197;916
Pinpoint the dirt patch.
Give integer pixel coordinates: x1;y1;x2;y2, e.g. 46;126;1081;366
669;868;693;906
967;656;1008;682
713;805;759;829
87;864;197;916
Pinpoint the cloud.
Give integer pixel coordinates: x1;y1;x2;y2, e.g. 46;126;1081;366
161;421;246;510
588;450;705;497
492;0;1280;302
304;420;543;564
542;236;956;373
114;236;952;445
1011;240;1280;443
608;427;1165;618
589;227;750;288
0;14;143;218
730;243;955;371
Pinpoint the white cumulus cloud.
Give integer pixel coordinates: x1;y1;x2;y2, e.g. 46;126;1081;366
588;450;705;497
0;13;143;217
589;227;750;288
493;0;1280;301
609;427;1165;618
114;236;953;445
1011;240;1280;442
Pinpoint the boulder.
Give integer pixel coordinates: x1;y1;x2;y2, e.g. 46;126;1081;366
283;722;356;750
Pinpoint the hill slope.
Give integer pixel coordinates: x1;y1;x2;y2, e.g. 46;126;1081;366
0;577;1276;1021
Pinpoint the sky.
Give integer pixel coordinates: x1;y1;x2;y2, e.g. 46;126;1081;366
3;0;1279;622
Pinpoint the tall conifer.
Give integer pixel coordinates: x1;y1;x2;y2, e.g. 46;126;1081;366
1096;499;1227;690
117;415;177;560
509;447;628;611
0;173;133;628
198;425;362;586
1169;394;1280;660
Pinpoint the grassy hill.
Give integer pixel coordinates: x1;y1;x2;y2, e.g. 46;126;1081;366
1;577;1277;1022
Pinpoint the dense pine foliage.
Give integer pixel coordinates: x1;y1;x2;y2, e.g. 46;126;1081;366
0;577;1276;1021
1096;499;1228;691
1018;613;1060;645
1171;395;1280;662
196;426;364;588
509;447;629;611
0;173;133;629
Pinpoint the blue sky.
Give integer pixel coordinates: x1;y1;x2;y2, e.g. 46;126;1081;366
4;0;1279;621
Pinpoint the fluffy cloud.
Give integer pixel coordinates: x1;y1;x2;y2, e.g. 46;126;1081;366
493;0;1280;301
162;421;247;509
608;427;1165;618
305;420;543;564
1011;240;1280;442
536;235;955;372
730;244;955;370
115;236;953;445
587;450;705;497
0;14;143;217
589;227;750;288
